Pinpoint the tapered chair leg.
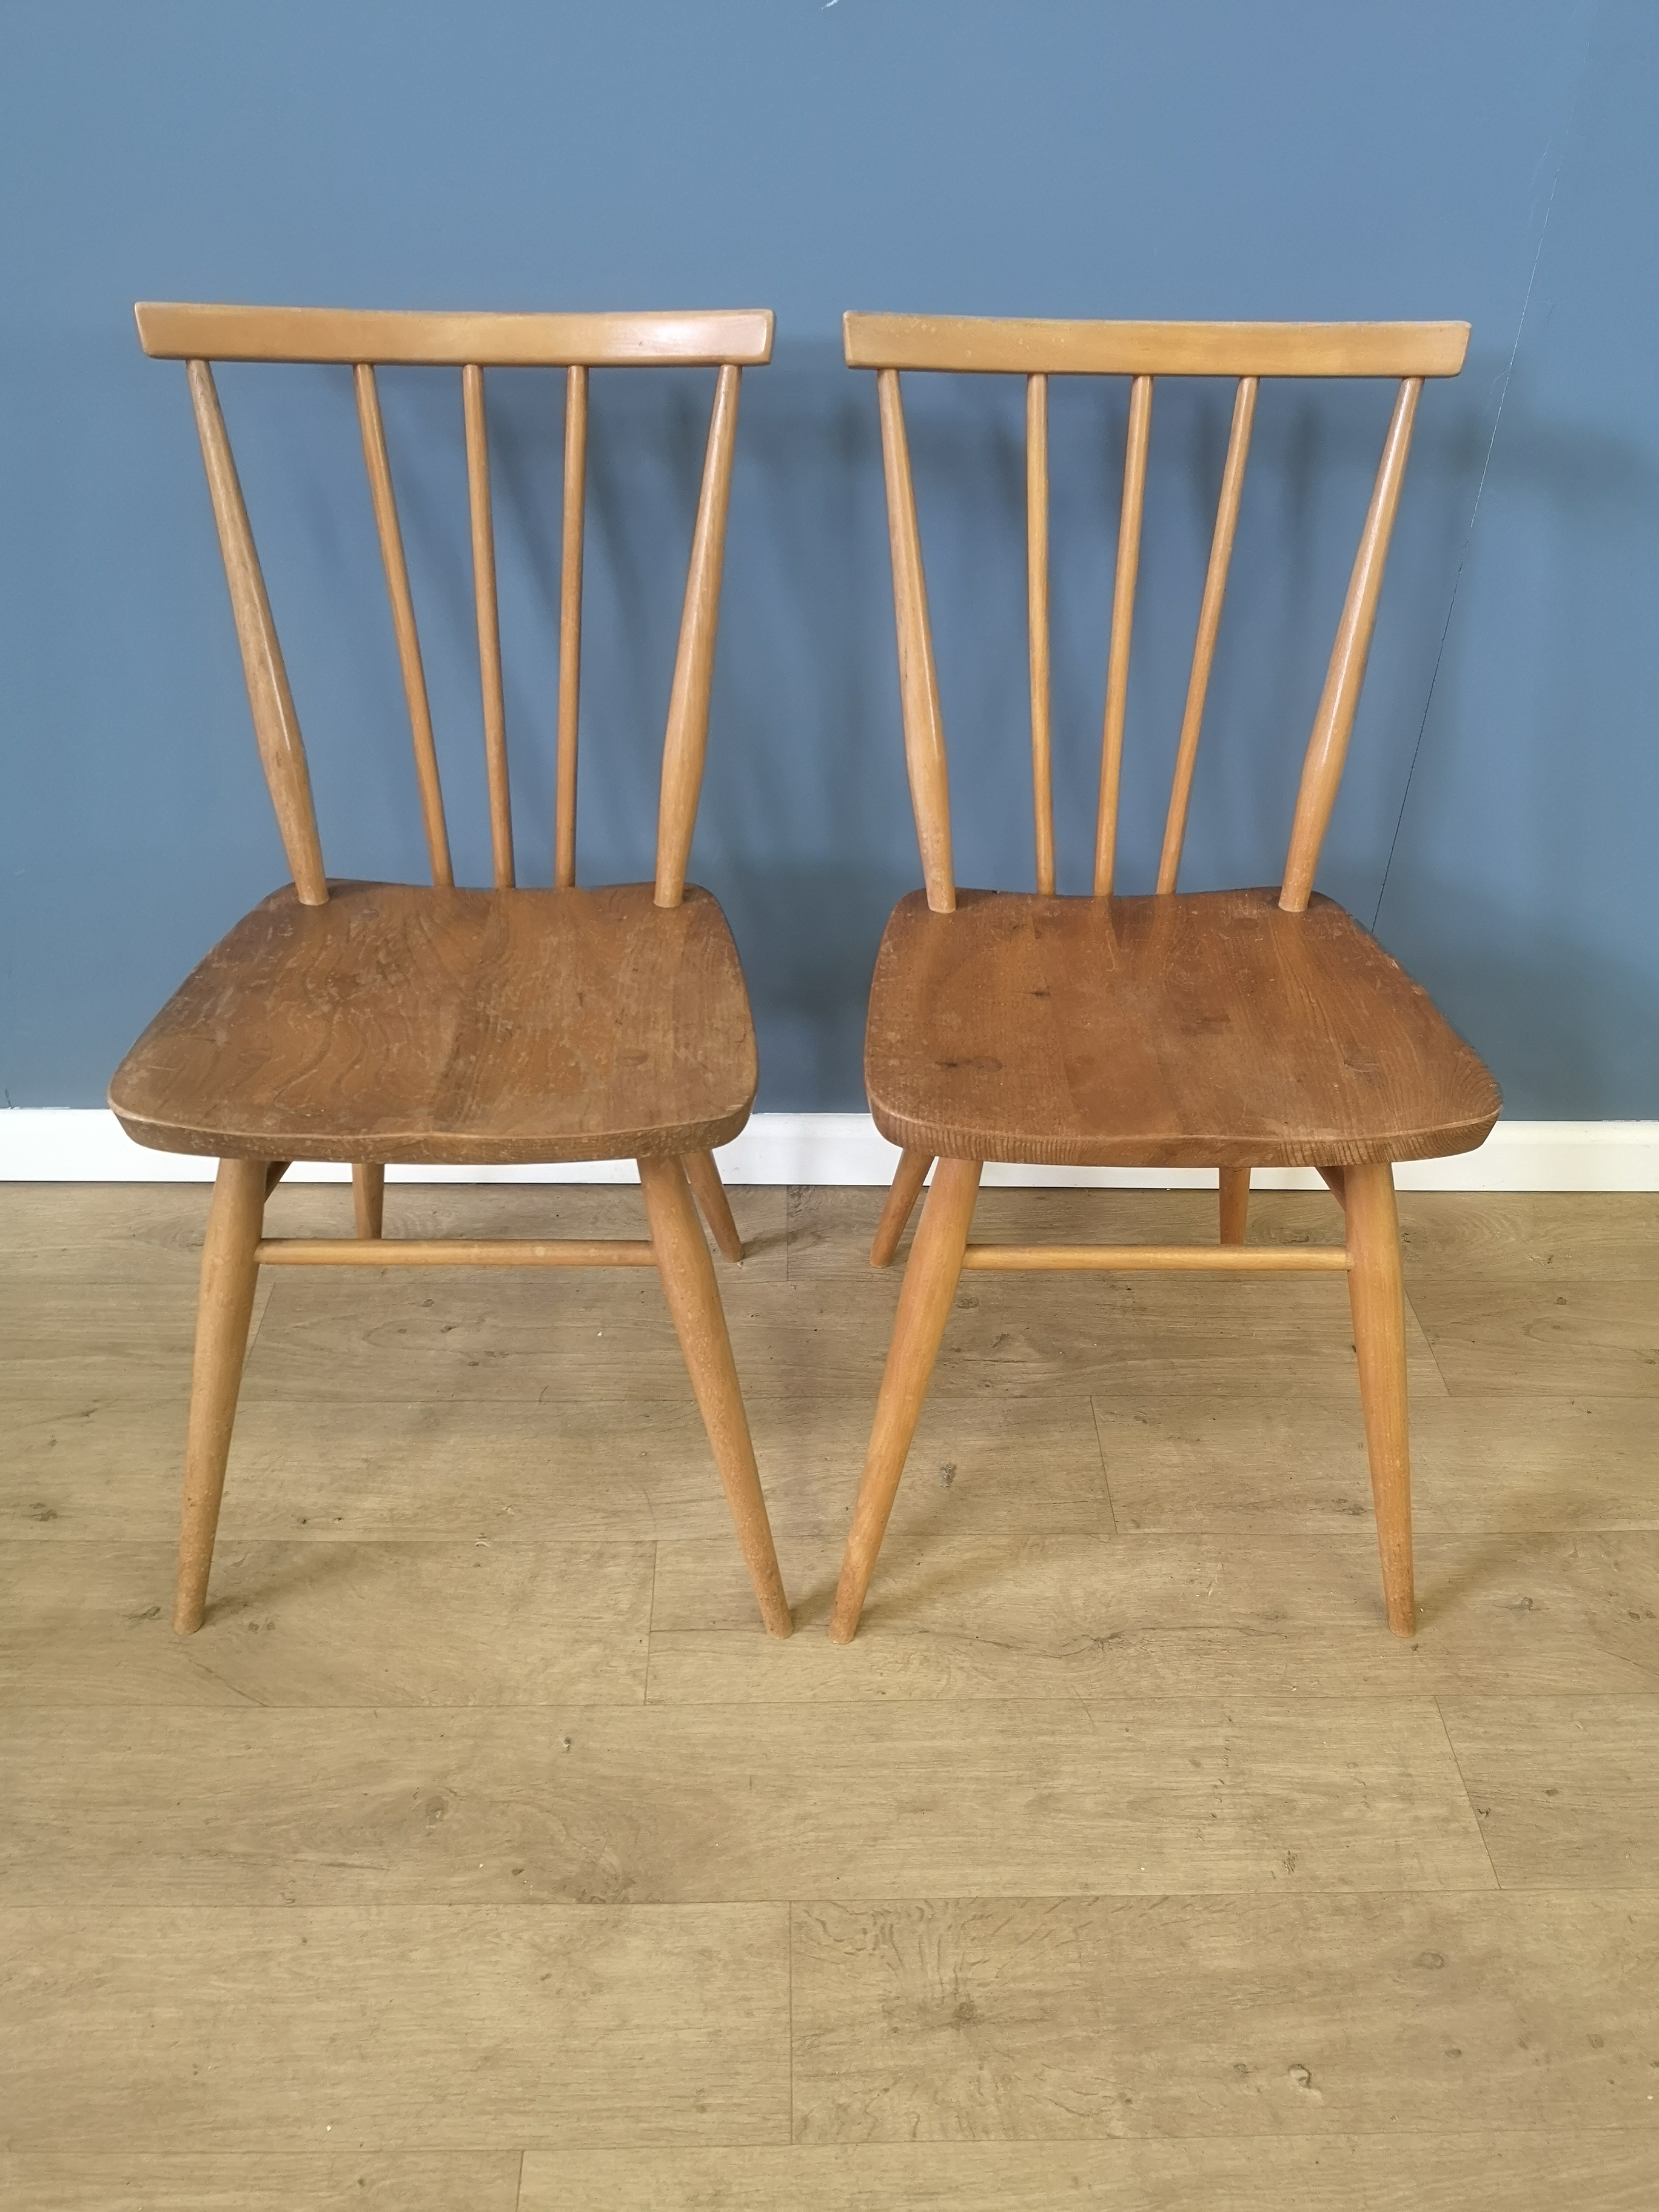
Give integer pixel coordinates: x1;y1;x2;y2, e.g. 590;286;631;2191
352;1162;385;1239
639;1155;790;1636
1345;1161;1415;1636
831;1155;982;1643
683;1148;744;1262
870;1148;934;1267
175;1157;269;1634
1218;1167;1251;1245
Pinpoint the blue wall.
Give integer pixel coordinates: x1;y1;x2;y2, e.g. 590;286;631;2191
2;0;1654;1118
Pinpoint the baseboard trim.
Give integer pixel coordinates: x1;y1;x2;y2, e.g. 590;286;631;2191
1;1110;1655;1190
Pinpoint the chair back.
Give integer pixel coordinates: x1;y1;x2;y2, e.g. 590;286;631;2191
842;313;1467;914
136;302;773;907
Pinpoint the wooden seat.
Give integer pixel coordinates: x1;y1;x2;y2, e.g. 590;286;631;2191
112;881;756;1165
831;313;1499;1647
866;887;1498;1170
120;301;791;1640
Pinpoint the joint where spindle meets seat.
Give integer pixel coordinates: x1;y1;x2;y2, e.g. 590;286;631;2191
834;310;1493;1652
115;300;790;1642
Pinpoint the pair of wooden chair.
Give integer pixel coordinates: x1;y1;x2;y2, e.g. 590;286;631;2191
111;303;1498;1647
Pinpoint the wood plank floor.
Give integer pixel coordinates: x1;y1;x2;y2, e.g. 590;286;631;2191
1;1181;1656;2209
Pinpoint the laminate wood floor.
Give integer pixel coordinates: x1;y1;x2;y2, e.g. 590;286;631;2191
2;1181;1656;2210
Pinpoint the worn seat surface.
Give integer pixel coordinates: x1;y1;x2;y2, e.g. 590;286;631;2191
865;886;1500;1170
110;879;757;1165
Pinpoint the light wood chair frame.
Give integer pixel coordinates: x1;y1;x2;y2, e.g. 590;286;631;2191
834;313;1472;1644
133;301;790;1638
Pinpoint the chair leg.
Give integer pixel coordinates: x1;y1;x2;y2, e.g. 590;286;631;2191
1218;1167;1251;1245
1345;1161;1415;1637
683;1148;745;1262
870;1149;934;1267
831;1155;982;1643
174;1158;269;1634
352;1162;385;1239
1319;1164;1347;1208
638;1155;791;1637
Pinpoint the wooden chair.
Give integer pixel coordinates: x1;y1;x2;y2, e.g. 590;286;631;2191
112;302;791;1639
831;315;1501;1644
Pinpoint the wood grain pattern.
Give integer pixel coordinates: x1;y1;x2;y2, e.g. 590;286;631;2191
173;1158;267;1632
1093;373;1153;896
7;1184;1659;2190
1025;374;1054;894
518;2136;1659;2212
877;369;954;913
1346;1162;1414;1634
1281;378;1421;911
1159;375;1257;893
639;1156;791;1637
870;1149;933;1267
354;365;452;886
555;364;588;889
109;882;757;1164
462;363;514;888
1407;1276;1659;1396
0;1540;652;1707
138;301;775;367
791;1892;1659;2142
830;1158;982;1641
0;1903;788;2150
843;313;1470;378
0;2153;525;2212
655;366;742;907
1093;1389;1659;1534
185;362;327;903
864;888;1500;1167
1438;1698;1659;1889
649;1529;1659;1702
1;1700;1492;1906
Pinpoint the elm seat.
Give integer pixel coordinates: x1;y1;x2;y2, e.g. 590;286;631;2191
110;880;757;1165
864;887;1500;1171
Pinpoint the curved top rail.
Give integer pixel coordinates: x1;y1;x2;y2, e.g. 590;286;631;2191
843;313;1467;380
135;303;775;367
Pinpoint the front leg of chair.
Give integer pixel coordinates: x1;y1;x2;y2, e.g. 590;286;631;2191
1218;1167;1251;1245
870;1148;934;1267
1344;1161;1415;1636
352;1162;385;1239
683;1148;745;1262
640;1155;791;1637
175;1156;269;1634
831;1155;982;1643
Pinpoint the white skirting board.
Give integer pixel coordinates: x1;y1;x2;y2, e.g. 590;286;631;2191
0;1109;1655;1190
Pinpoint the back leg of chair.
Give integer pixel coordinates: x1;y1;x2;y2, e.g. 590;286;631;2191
1219;1167;1250;1245
1344;1161;1415;1636
639;1155;790;1635
352;1162;385;1239
683;1149;744;1262
175;1157;269;1634
870;1148;934;1267
831;1155;982;1642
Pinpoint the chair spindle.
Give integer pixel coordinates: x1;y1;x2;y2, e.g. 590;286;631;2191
1281;376;1423;913
462;363;514;889
1027;374;1055;896
354;365;453;889
655;364;743;908
1158;375;1258;894
1094;374;1154;896
876;369;954;914
186;361;328;905
555;364;588;890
